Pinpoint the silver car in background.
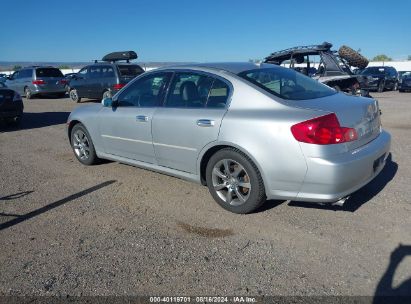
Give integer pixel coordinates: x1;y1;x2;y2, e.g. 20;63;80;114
6;66;67;99
67;63;391;214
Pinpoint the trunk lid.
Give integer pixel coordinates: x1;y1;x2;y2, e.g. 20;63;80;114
288;93;381;150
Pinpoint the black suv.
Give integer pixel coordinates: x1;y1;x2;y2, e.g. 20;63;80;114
68;51;144;103
360;66;399;92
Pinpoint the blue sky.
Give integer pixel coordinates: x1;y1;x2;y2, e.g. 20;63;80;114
1;0;410;62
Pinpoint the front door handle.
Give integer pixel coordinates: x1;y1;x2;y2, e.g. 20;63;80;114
136;115;149;122
196;119;215;127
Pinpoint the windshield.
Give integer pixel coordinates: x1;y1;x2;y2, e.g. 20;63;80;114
238;67;336;100
361;67;385;76
118;65;144;77
36;68;63;78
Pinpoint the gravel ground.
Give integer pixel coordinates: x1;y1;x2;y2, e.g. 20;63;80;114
0;92;410;298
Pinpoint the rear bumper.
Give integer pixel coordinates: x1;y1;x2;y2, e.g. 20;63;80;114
296;130;391;202
33;85;66;94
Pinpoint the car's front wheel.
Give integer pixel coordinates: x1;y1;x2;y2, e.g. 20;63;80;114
70;123;98;165
69;89;81;103
205;148;266;214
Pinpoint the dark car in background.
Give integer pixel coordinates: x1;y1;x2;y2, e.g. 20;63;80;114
63;72;78;92
0;73;7;83
5;66;67;99
399;71;411;92
68;51;144;103
360;66;399;92
0;82;23;126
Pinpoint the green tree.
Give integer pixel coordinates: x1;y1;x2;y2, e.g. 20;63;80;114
58;65;70;69
13;65;22;71
372;54;392;62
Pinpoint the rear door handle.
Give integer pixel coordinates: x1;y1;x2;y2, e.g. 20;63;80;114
196;119;215;127
136;115;149;122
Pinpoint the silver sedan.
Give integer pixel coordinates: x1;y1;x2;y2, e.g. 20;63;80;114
67;63;391;214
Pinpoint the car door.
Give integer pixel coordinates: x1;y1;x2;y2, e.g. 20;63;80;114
98;72;172;163
5;71;20;93
152;71;231;174
73;67;90;98
88;65;103;98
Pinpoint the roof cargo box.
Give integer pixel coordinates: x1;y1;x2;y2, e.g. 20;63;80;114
102;51;138;62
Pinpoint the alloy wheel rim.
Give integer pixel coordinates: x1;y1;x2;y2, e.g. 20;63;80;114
73;130;90;160
211;159;251;206
70;90;78;101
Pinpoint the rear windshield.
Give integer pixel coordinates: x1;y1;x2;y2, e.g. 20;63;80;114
361;67;385;75
238;67;336;100
36;68;63;78
118;65;144;77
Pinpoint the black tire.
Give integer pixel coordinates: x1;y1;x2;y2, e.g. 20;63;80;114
7;115;22;127
393;82;398;91
338;45;369;69
102;90;112;99
70;123;99;166
377;81;385;93
24;87;32;100
69;89;81;103
205;148;266;214
399;89;404;93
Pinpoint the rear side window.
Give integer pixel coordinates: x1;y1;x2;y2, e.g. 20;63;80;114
207;79;229;108
165;72;230;108
89;66;102;78
239;67;336;100
101;66;115;78
165;73;214;108
36;68;63;78
19;69;32;78
118;65;144;77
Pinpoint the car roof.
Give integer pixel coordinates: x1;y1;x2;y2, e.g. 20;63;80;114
158;62;278;75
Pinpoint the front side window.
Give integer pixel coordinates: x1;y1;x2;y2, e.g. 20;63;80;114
117;73;170;107
238;67;336;100
78;67;88;77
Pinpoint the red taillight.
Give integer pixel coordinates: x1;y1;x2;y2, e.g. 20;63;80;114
60;79;68;85
113;83;125;90
291;113;358;145
32;79;46;85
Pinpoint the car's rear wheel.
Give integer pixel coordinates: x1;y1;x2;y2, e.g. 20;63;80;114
70;123;98;165
102;90;112;99
69;89;81;103
393;82;398;91
205;148;266;214
24;87;32;99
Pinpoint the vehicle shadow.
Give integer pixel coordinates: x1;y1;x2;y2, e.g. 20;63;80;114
0;191;34;201
0;180;116;231
0;111;70;132
287;153;397;212
373;244;411;303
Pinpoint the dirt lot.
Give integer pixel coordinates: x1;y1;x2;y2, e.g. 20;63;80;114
1;91;410;298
